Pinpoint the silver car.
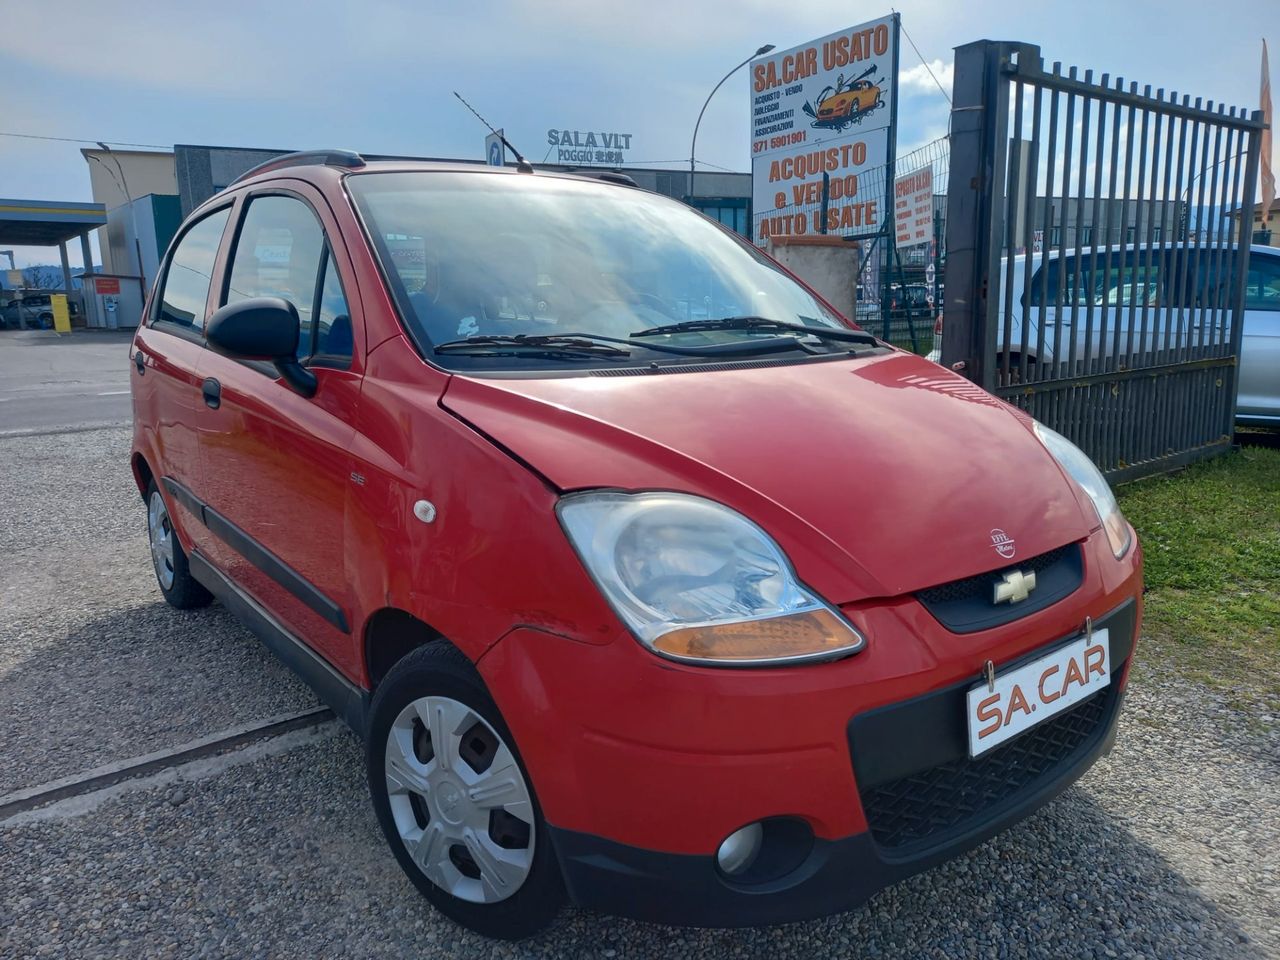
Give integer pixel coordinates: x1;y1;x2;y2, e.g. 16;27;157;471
929;244;1280;426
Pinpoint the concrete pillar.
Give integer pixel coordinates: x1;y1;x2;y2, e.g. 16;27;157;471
79;232;94;275
59;241;72;294
58;242;75;330
78;232;96;327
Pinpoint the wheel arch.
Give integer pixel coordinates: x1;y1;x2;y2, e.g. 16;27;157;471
363;607;463;691
131;451;155;499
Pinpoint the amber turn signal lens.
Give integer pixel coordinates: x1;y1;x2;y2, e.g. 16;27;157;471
651;609;861;663
1102;511;1132;559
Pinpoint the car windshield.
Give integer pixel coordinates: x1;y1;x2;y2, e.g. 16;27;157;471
347;171;849;370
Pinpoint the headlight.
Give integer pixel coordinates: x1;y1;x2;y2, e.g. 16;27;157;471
556;491;865;666
1033;422;1132;559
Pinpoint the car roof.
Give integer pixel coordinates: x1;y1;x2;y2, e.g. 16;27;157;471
230;155;639;193
1003;241;1278;269
186;155;651;225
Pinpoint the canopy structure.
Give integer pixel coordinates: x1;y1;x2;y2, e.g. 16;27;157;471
0;198;106;246
0;198;105;308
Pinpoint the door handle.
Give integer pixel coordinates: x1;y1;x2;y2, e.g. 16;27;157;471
202;378;221;410
134;350;145;375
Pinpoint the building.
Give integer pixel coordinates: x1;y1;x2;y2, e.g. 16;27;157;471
83;143;754;286
170;143;752;231
1225;198;1278;245
81;147;180;280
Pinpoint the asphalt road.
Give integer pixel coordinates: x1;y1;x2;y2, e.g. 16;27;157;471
0;329;135;435
0;352;1276;956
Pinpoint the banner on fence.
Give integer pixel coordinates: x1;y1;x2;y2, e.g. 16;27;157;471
894;165;933;248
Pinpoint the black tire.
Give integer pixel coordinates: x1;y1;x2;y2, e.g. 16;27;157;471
145;480;212;609
366;642;563;939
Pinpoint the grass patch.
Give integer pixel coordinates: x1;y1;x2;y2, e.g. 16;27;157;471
1117;444;1280;706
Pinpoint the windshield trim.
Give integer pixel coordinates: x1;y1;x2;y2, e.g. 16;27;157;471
342;168;864;376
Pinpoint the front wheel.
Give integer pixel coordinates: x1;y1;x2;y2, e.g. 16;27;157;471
367;643;563;939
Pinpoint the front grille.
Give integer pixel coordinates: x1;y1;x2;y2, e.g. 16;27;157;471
916;543;1084;633
859;688;1112;851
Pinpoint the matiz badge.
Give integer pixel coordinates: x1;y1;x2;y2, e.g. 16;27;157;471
990;528;1016;559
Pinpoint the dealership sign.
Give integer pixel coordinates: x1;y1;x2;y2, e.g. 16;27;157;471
750;14;899;245
547;128;634;165
894;165;934;248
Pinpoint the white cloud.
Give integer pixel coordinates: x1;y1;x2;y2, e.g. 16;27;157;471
900;58;954;99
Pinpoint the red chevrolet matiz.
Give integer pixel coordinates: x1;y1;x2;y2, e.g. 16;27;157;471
130;150;1142;939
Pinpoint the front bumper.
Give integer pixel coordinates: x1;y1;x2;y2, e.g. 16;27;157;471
477;533;1142;926
548;599;1134;926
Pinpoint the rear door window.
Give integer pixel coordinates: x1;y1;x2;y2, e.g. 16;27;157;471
156;207;231;330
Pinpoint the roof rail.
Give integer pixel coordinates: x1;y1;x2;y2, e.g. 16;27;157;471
593;171;638;188
230;149;365;186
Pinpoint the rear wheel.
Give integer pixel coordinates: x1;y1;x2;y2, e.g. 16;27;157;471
146;481;211;608
367;643;563;939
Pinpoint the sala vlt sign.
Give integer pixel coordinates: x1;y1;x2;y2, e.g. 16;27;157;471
547;129;634;165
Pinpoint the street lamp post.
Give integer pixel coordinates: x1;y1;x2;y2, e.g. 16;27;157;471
1179;148;1248;241
690;44;774;205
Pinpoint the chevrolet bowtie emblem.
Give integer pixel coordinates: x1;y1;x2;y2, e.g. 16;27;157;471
993;569;1037;604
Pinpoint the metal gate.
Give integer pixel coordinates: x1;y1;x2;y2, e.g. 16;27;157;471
941;41;1266;482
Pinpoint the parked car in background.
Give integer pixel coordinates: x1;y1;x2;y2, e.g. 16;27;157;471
889;282;933;321
132;150;1143;939
0;293;79;330
927;244;1280;425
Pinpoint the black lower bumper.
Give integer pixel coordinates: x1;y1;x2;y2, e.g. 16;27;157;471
547;601;1135;928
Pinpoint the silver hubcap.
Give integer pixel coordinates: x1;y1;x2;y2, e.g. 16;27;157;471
147;491;176;590
384;696;535;904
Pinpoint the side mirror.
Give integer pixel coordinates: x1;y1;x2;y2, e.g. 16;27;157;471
206;297;316;397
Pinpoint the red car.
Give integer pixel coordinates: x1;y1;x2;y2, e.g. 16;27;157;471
130;150;1142;939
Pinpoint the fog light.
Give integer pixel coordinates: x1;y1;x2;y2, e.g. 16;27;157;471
716;822;764;876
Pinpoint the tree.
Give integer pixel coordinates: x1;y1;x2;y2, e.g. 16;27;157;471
21;265;62;289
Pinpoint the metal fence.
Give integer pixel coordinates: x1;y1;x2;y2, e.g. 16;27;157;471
941;40;1265;481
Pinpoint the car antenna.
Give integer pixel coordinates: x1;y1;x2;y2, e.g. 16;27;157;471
452;92;534;173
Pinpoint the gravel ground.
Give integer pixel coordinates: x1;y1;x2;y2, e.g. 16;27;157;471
1;425;1277;957
0;427;318;794
1;680;1275;959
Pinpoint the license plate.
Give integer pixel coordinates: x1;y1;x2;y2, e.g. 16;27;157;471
966;629;1110;757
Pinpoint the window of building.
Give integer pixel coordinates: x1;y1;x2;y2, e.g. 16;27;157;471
1081;225;1093;246
1126;227;1136;244
156;207;231;329
224;195;351;363
690;198;750;237
1050;226;1062;246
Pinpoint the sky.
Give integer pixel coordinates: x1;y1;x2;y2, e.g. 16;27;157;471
1;0;1273;268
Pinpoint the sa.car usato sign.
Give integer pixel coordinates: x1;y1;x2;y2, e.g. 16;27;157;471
749;14;899;246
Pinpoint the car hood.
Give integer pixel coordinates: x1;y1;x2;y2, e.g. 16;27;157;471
441;352;1096;603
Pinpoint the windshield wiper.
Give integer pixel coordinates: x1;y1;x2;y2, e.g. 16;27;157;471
630;316;880;346
434;334;632;359
433;331;817;359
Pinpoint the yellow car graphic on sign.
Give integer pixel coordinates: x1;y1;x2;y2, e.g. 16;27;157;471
803;66;886;131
